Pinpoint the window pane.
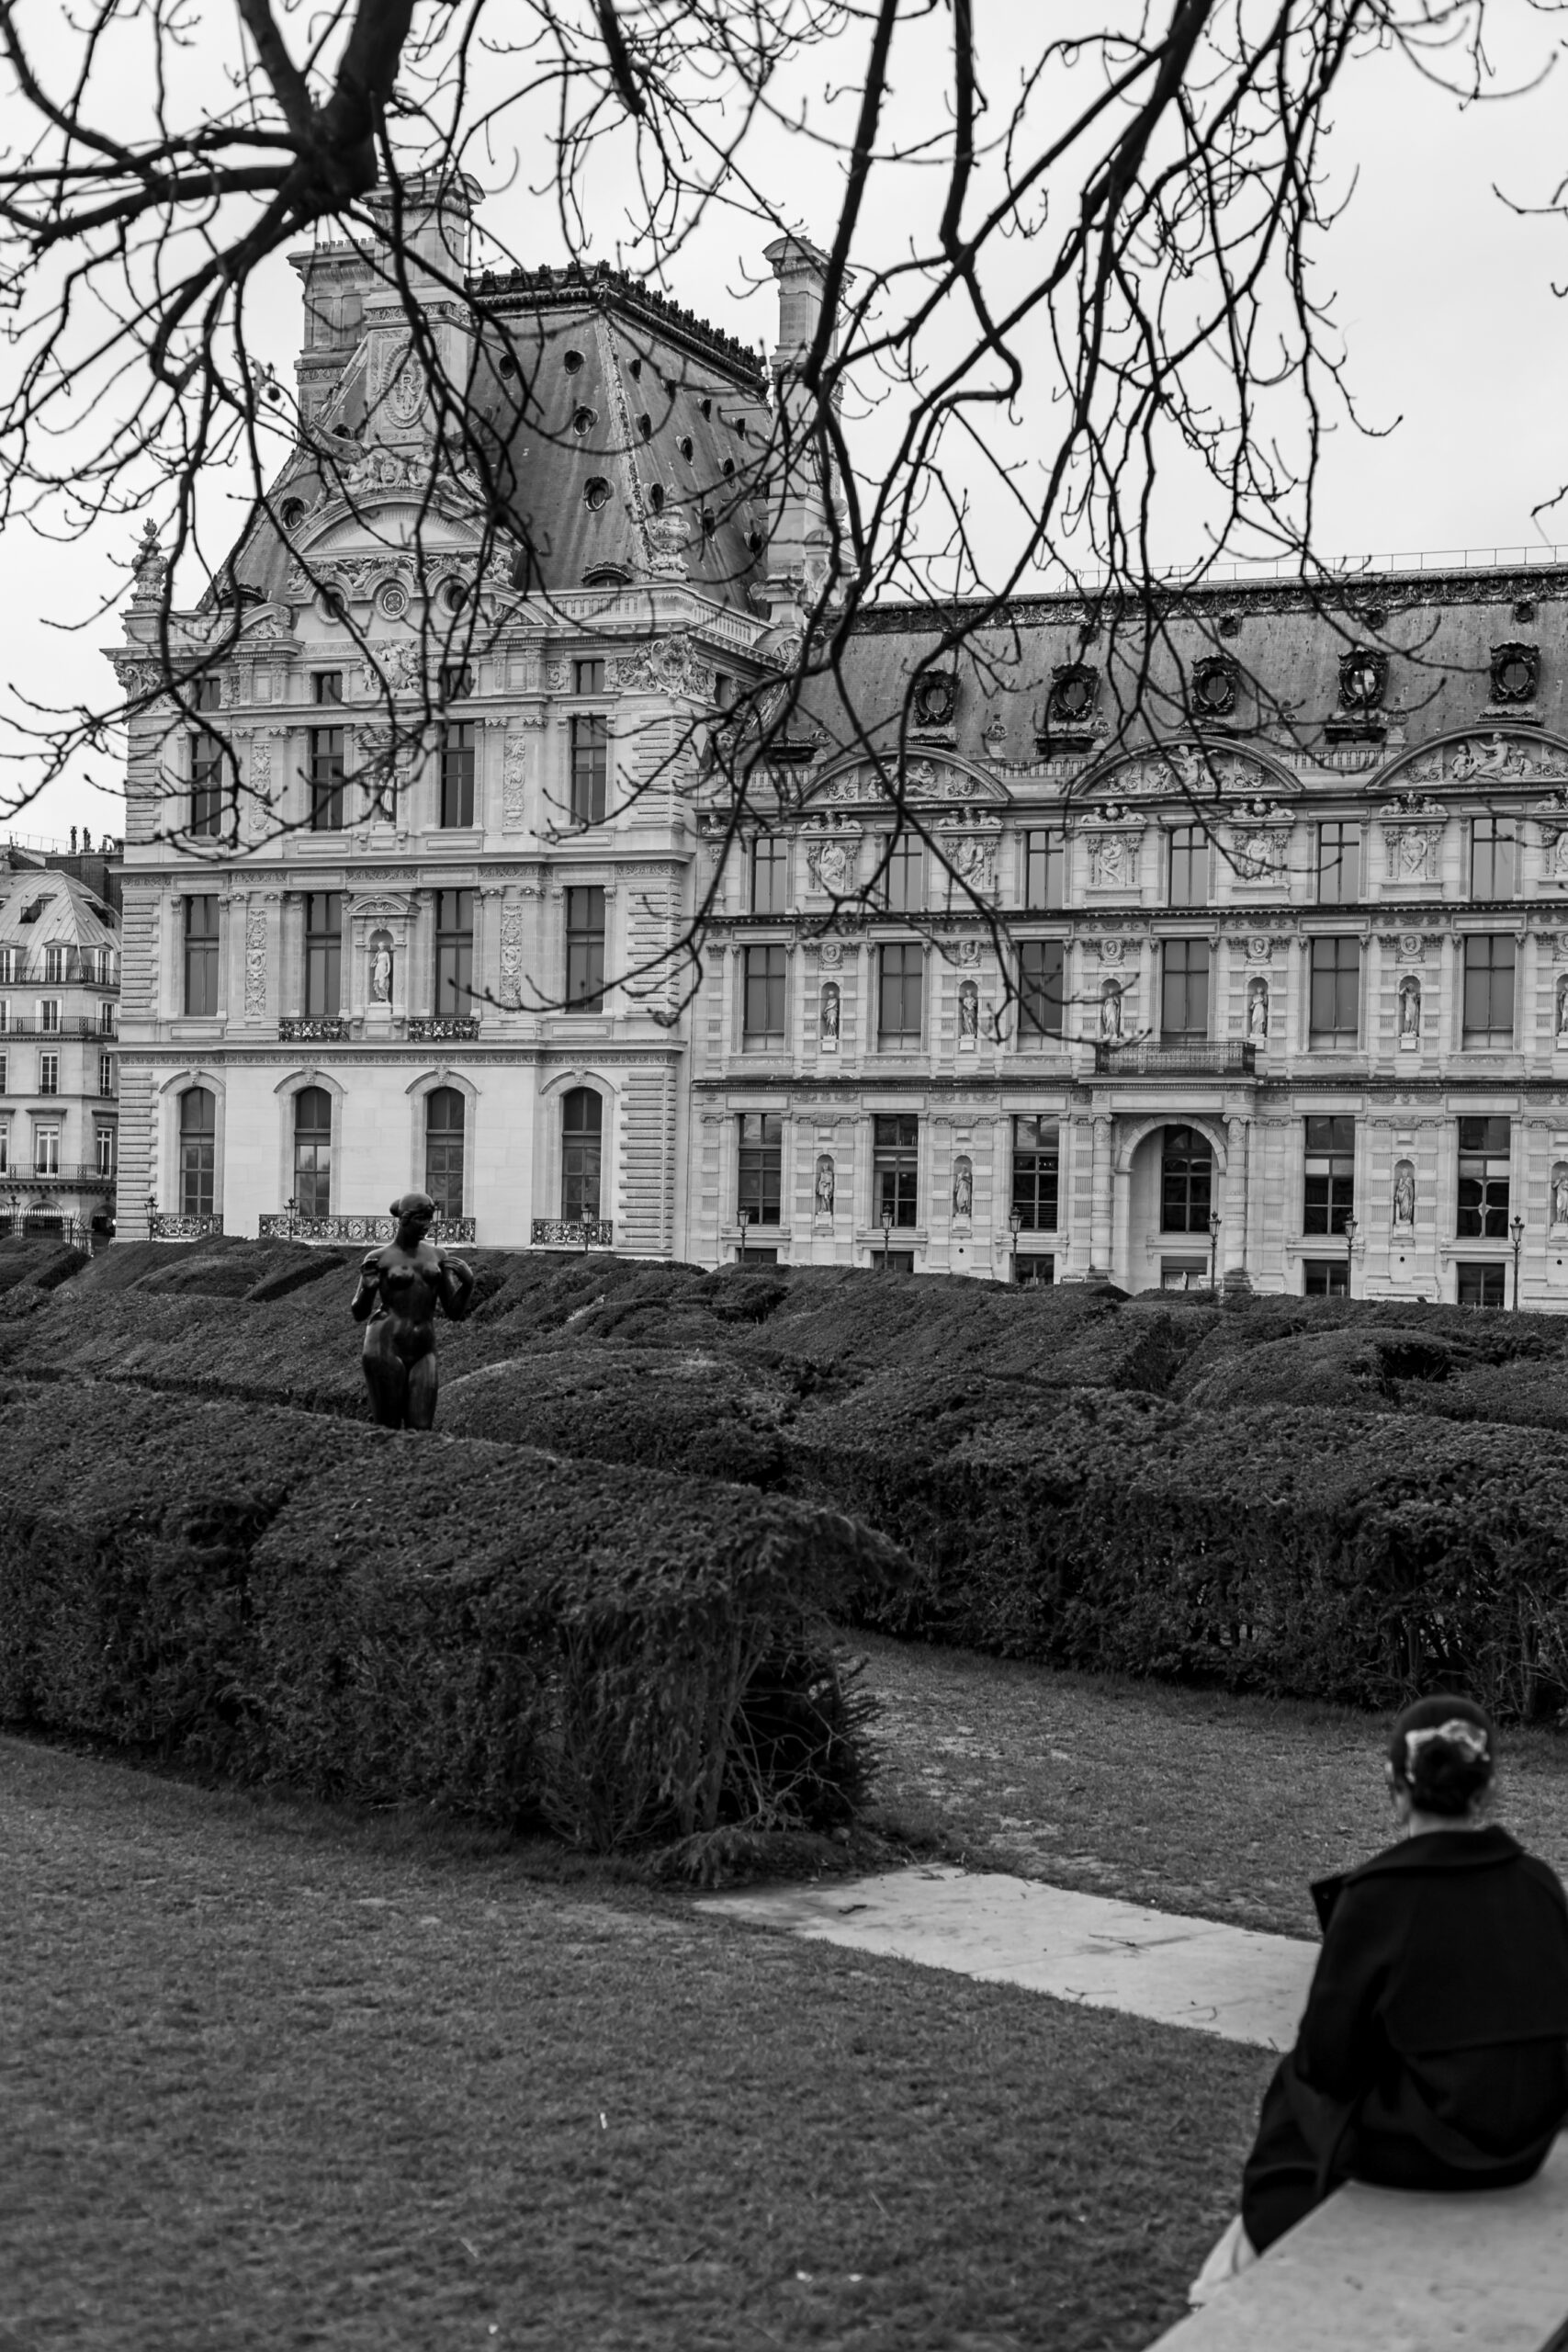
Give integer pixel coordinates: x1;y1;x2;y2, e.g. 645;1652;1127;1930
440;723;476;828
743;945;786;1044
1024;830;1065;909
878;944;923;1045
292;1086;332;1217
310;726;344;830
423;1087;465;1217
304;891;342;1019
570;714;609;825
435;888;475;1017
1011;1115;1059;1230
751;838;788;913
1161;941;1209;1037
1160;1124;1213;1232
565;886;605;1012
873;1113;919;1227
561;1085;602;1219
1018;940;1065;1038
1461;936;1516;1045
1168;827;1211;908
737;1110;784;1225
1472;819;1517;899
1317;823;1361;905
190;731;223;837
1309;938;1359;1044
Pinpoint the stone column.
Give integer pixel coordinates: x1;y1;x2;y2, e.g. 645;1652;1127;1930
1089;1113;1113;1275
1224;1114;1251;1287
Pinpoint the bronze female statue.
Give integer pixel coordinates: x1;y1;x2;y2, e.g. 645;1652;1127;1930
350;1192;474;1430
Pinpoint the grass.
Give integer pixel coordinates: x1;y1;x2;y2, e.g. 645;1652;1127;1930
860;1630;1568;1939
1;1730;1269;2352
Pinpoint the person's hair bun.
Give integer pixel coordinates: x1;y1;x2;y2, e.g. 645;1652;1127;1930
1389;1695;1495;1819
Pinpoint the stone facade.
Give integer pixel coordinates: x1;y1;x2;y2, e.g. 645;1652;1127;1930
107;179;1568;1306
0;850;120;1237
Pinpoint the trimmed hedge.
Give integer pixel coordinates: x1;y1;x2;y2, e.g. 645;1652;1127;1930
0;1382;897;1848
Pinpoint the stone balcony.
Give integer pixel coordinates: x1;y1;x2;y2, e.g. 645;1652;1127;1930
1092;1039;1258;1080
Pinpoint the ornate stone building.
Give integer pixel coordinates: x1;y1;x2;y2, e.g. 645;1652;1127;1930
0;846;119;1239
109;178;1568;1304
698;586;1568;1304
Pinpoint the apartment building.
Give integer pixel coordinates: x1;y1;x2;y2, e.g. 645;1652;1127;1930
0;848;119;1238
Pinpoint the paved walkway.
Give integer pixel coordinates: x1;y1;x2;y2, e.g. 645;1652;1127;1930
704;1864;1318;2047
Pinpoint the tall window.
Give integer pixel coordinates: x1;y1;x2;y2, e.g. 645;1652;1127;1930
0;1054;6;1093
1472;817;1517;899
1018;940;1065;1039
750;836;788;913
570;714;609;825
573;658;605;695
874;1114;919;1227
184;897;220;1016
423;1087;465;1219
565;887;605;1012
737;1112;783;1226
304;892;342;1020
877;944;923;1046
190;727;223;838
1457;1116;1509;1238
1308;938;1360;1046
742;945;786;1047
1160;1125;1213;1232
1317;822;1361;905
1461;935;1516;1046
98;1051;114;1098
0;1125;6;1173
309;718;345;831
43;945;64;983
180;1091;215;1216
1303;1115;1355;1235
434;889;474;1017
1011;1117;1059;1230
881;834;925;912
560;1087;602;1221
440;723;477;828
34;1123;60;1175
39;1000;60;1034
98;1000;116;1035
1168;825;1212;907
96;1125;117;1178
293;1086;332;1217
1160;940;1209;1038
439;663;474;702
38;1052;58;1096
1024;829;1066;909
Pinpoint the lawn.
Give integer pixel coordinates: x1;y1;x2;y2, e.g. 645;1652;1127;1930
862;1630;1568;1940
2;1731;1266;2352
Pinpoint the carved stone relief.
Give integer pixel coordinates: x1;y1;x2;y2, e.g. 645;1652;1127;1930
1382;822;1443;886
243;905;268;1018
1086;831;1140;888
612;633;711;699
502;731;529;826
806;832;859;895
500;905;525;1008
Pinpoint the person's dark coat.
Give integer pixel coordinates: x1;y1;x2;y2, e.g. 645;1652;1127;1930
1242;1824;1568;2252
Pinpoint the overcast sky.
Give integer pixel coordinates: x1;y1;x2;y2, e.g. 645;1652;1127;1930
6;8;1568;844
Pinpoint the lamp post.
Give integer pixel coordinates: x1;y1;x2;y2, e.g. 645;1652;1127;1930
285;1192;299;1243
1511;1215;1525;1312
1207;1208;1222;1294
145;1190;158;1241
737;1204;750;1268
1342;1213;1358;1301
880;1205;894;1273
1009;1206;1023;1284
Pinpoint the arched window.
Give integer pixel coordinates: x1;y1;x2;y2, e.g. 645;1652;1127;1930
293;1085;332;1217
178;1088;216;1217
1160;1125;1213;1235
424;1087;465;1220
561;1088;602;1223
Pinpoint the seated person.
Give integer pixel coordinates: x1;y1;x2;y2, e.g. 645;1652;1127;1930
1192;1693;1568;2304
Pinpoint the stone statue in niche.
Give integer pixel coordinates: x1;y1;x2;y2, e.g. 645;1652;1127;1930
1398;973;1421;1046
1553;1162;1568;1228
1099;978;1123;1042
351;1193;475;1430
1556;974;1568;1045
809;836;855;896
1393;1159;1416;1229
1247;979;1268;1042
953;1156;974;1219
815;1155;835;1216
819;980;840;1049
958;978;979;1043
369;929;394;1005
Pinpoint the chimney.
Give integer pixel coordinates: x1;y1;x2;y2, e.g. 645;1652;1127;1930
761;235;841;617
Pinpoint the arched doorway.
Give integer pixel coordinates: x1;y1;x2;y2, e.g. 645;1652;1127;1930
560;1087;602;1223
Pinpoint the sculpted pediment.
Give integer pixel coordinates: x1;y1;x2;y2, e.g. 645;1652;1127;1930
1387;730;1568;789
1087;741;1296;801
804;755;1007;810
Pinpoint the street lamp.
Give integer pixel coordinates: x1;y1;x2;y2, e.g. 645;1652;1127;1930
285;1192;299;1242
1342;1213;1358;1301
880;1204;894;1273
145;1189;158;1240
1009;1206;1023;1284
737;1204;751;1268
1207;1208;1222;1294
1511;1215;1526;1312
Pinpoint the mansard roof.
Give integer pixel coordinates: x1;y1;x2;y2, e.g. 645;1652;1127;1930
0;860;118;947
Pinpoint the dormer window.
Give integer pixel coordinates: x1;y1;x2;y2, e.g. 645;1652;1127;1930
1191;657;1236;718
1490;642;1539;705
1337;648;1387;714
